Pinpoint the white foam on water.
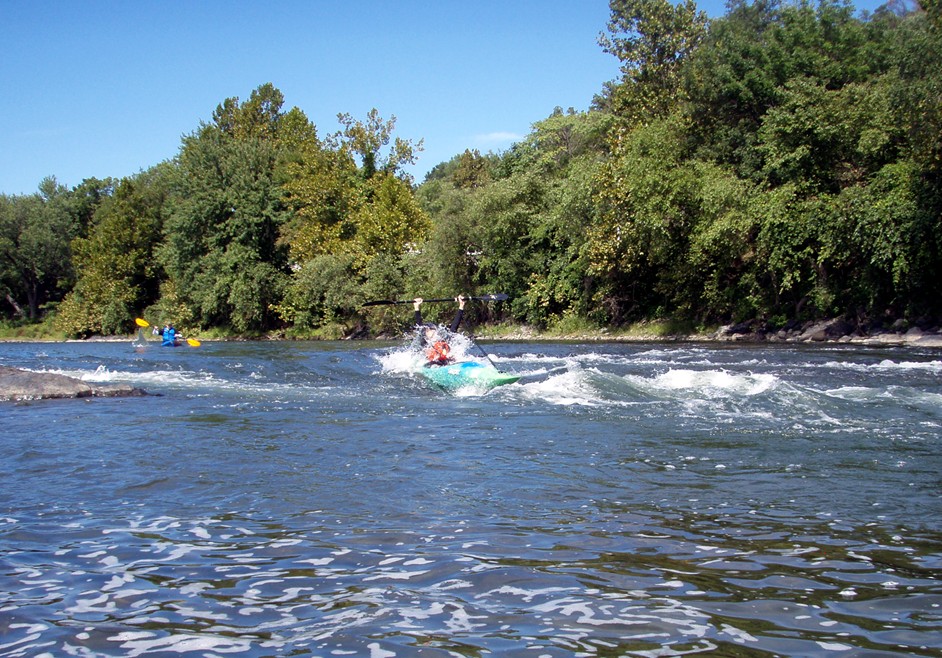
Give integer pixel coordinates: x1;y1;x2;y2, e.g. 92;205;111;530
29;366;213;388
484;585;576;603
823;358;942;374
824;384;942;411
362;569;430;581
298;557;335;566
519;369;603;407
29;364;335;399
637;369;780;398
377;338;522;397
109;631;253;656
377;333;492;375
368;642;396;658
377;347;424;375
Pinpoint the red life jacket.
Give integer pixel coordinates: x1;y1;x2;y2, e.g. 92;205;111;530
426;340;451;365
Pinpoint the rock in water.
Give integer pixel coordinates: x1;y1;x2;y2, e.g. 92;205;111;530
0;366;148;401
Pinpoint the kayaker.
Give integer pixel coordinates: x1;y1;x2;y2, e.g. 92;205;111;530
414;296;466;366
161;322;179;347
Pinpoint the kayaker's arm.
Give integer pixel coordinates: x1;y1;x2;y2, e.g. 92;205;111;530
413;298;423;326
449;295;466;333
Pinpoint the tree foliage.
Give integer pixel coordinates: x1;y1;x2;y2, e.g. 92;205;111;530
599;0;708;123
55;167;170;336
0;178;76;321
160;85;296;333
7;2;942;338
585;0;941;325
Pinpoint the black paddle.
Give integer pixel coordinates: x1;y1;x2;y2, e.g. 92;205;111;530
470;337;502;370
362;293;508;307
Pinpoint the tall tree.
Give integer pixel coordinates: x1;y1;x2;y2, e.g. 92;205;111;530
599;0;708;124
55;166;170;336
280;109;429;332
0;178;76;320
160;84;299;332
337;109;423;181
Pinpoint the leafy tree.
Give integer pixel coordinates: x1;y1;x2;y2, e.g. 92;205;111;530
684;0;885;178
280;109;429;331
922;0;942;29
281;136;360;262
514;110;612;325
160;85;298;333
276;253;360;334
415;109;611;328
451;149;492;189
886;5;942;179
756;77;902;193
0;178;76;320
415;176;481;296
55;166;170;336
351;173;430;265
589;117;703;321
337;108;423;181
685;163;759;320
744;3;941;319
67;177;115;235
599;0;708;123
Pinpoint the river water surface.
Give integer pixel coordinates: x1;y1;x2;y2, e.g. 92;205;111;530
1;338;940;656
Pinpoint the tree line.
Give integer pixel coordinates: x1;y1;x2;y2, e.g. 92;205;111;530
2;0;939;339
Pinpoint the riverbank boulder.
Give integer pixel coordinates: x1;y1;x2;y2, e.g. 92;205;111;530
0;366;148;402
713;317;942;347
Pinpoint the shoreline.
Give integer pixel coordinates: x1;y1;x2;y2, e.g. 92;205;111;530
3;326;941;349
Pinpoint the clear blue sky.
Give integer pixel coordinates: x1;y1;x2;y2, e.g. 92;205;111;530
2;0;887;195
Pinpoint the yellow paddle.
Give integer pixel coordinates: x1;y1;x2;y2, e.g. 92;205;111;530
134;318;201;347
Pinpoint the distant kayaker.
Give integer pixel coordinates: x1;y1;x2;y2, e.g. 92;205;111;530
161;322;179;347
414;296;466;365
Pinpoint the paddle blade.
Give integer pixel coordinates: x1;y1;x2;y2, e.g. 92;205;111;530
187;338;201;347
135;317;150;328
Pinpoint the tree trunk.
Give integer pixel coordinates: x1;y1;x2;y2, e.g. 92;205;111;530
5;293;24;317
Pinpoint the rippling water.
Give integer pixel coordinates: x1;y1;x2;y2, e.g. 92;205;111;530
1;338;940;656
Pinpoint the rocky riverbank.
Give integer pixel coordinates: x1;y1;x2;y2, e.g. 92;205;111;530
710;317;942;347
0;366;148;402
471;317;942;348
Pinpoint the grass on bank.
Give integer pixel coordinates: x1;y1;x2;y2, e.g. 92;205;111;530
473;315;714;341
0;317;69;341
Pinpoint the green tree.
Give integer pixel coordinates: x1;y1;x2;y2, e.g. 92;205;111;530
599;0;707;124
281;143;360;263
337;108;423;181
684;0;883;178
416;109;611;328
160;85;299;332
55;167;170;336
757;76;902;193
67;177;115;235
589;116;701;321
279;109;429;332
451;149;492;189
415;175;480;297
0;178;76;320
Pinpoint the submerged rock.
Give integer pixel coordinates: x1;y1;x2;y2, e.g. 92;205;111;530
0;366;148;402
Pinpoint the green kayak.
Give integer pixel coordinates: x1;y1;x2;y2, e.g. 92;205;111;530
419;361;520;391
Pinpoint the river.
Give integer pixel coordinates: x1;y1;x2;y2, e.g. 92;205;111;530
1;337;940;656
